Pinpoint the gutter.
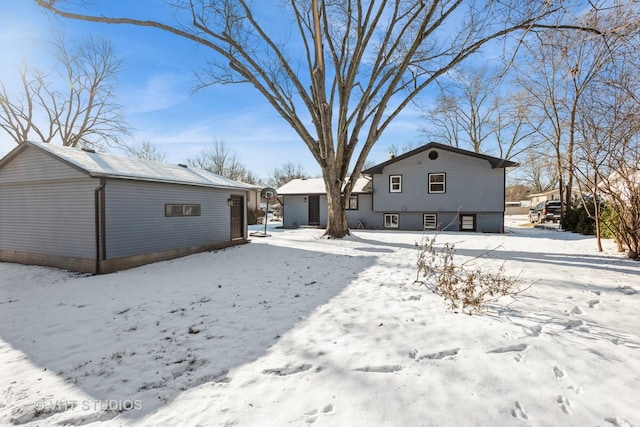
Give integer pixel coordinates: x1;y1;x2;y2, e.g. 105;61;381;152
94;178;107;275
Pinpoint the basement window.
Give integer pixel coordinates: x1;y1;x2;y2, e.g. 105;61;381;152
165;204;201;217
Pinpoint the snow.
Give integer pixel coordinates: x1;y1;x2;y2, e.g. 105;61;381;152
277;176;371;195
1;216;639;426
17;141;257;190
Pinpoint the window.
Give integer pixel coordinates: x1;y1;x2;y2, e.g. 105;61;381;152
423;213;437;230
346;195;359;210
389;175;402;192
460;214;476;231
428;173;446;193
165;204;201;217
384;213;399;228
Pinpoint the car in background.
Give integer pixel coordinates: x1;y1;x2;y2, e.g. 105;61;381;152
529;200;563;223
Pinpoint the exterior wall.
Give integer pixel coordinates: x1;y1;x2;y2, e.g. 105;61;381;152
283;193;380;229
0;148;96;262
0;146;86;183
372;148;505;213
345;194;382;229
104;179;244;259
368;147;506;232
282;195;309;227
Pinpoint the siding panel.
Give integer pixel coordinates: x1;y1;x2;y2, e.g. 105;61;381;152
372;148;505;213
0;147;86;183
104;180;239;259
0;180;97;258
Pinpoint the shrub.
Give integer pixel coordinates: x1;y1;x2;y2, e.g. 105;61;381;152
415;235;525;314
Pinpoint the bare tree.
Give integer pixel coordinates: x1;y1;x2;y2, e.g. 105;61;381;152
36;0;607;237
423;67;499;153
126;140;167;162
268;162;309;189
518;8;620;221
387;141;419;157
518;151;559;194
574;7;640;256
187;138;259;184
0;34;128;148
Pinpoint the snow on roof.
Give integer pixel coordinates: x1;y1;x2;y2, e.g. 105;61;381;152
22;141;259;190
277;176;371;195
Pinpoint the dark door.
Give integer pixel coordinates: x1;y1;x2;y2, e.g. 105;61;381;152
230;195;244;239
308;195;320;225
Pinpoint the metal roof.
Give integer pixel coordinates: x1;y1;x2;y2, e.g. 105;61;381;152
0;141;259;190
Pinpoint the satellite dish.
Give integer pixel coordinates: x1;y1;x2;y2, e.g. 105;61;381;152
261;187;277;200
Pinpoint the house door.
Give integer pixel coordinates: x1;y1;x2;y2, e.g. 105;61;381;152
308;195;320;225
459;213;477;232
230;195;244;239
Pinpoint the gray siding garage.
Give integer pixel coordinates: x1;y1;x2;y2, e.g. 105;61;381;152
0;141;256;274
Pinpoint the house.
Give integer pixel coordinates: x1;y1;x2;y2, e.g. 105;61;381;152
528;188;580;206
278;142;517;232
0;141;258;274
277;176;375;229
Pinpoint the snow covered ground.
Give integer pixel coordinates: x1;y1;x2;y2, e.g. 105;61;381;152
1;216;638;426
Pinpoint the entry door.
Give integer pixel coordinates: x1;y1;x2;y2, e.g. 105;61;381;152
230;195;244;239
308;195;320;225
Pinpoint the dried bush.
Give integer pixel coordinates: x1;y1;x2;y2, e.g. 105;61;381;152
415;235;524;314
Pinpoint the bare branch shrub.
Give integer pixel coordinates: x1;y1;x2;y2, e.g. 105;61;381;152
415;235;524;314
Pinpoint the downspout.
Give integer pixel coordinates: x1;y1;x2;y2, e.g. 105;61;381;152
94;178;106;274
502;168;506;234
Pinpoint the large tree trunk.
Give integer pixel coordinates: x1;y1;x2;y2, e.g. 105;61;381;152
323;173;350;239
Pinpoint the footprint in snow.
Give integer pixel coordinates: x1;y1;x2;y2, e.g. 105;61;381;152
557;395;571;414
488;344;528;354
416;348;459;361
588;299;601;309
354;365;403;373
525;325;542;337
304;404;334;424
553;365;565;379
262;364;312;376
511;401;528;419
604;416;633;426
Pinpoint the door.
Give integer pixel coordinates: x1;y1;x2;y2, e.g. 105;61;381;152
230;195;244;239
308;195;320;225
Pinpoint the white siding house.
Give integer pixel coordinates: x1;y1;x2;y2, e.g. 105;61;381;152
0;141;258;274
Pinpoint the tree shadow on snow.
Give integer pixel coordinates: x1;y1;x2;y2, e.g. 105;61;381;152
0;244;376;425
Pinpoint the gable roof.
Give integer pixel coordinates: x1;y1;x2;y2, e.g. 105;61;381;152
362;142;519;175
277;176;371;195
0;141;259;190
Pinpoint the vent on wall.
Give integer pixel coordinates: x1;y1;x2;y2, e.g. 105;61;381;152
81;147;96;153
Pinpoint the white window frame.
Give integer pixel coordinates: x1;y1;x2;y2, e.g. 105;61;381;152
423;213;437;230
384;213;399;228
428;172;446;194
389;175;402;193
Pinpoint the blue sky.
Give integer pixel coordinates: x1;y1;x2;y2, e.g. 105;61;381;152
0;1;428;181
